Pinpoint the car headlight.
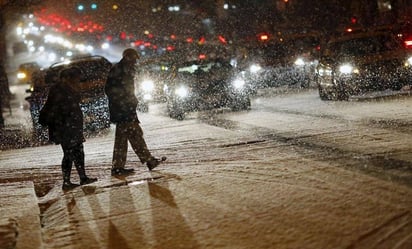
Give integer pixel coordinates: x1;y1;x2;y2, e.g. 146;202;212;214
339;63;359;75
17;72;27;79
140;79;154;92
294;57;305;66
249;64;262;73
175;85;189;98
232;78;245;89
405;56;412;67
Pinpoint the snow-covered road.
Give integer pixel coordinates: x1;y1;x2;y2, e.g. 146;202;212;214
1;88;411;248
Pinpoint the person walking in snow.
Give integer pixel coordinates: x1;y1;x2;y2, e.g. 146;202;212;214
39;66;97;190
0;63;11;128
105;48;163;176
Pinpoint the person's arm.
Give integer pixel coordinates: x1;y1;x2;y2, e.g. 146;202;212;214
46;87;65;126
105;65;123;99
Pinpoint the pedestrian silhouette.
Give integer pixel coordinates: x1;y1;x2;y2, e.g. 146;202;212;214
105;48;164;176
39;66;97;190
0;63;12;128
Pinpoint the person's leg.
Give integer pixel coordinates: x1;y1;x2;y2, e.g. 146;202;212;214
127;121;152;163
112;123;128;169
72;143;97;185
0;98;4;128
127;121;161;170
61;145;79;190
111;123;135;176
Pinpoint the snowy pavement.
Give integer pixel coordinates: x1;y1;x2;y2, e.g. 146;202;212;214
1;85;412;248
1;107;412;248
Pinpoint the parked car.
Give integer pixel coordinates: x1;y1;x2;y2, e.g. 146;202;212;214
164;58;252;120
316;30;412;100
16;62;41;84
25;55;112;141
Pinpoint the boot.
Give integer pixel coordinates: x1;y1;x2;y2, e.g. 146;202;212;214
62;165;79;190
111;168;135;176
80;177;97;185
62;182;80;191
75;164;97;185
146;157;161;171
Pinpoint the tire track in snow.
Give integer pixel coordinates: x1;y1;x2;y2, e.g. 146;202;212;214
199;113;412;188
346;211;412;249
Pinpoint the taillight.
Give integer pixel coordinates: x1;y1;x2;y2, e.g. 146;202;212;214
218;35;227;44
257;32;270;42
404;39;412;48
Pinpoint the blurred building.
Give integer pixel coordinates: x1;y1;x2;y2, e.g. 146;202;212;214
346;0;412;26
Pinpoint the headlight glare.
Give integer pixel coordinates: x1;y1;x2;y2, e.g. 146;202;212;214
141;80;154;92
339;64;354;74
294;58;305;66
233;78;245;89
175;86;189;98
250;64;262;73
17;72;27;79
406;56;412;66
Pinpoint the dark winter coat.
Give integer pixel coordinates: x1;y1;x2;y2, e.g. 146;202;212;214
104;59;139;124
0;65;11;109
39;83;84;147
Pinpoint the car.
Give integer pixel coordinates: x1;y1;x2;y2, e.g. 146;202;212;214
241;32;320;89
164;58;253;120
316;30;412;100
390;21;412;57
16;62;41;84
25;55;112;141
134;59;171;112
240;41;288;89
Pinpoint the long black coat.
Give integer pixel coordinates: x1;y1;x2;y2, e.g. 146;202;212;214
104;59;139;124
40;83;84;147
